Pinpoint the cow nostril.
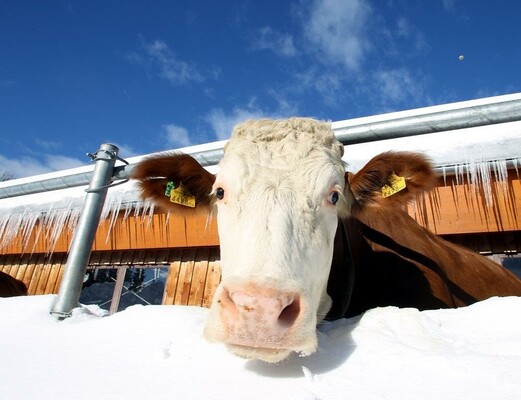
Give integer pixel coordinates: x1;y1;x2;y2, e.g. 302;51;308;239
278;296;300;329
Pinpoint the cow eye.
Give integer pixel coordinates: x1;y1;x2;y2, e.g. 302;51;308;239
328;191;339;205
215;187;225;200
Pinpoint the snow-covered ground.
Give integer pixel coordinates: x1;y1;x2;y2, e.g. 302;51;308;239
1;295;520;400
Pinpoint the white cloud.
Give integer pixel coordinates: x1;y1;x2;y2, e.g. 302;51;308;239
204;94;301;141
34;139;63;151
442;0;456;12
251;27;297;57
294;67;343;98
0;154;86;179
396;17;411;37
109;143;140;158
303;0;373;71
0;79;16;89
44;155;87;172
163;124;195;148
205;107;267;140
130;38;220;85
144;40;204;84
372;68;426;108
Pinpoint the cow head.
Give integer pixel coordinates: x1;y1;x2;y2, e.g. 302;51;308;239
133;118;350;363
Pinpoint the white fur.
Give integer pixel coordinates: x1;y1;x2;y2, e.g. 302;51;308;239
203;118;349;362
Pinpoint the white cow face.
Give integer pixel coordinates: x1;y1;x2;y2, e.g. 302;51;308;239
203;118;349;363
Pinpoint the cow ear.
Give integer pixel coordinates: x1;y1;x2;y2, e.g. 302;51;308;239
131;152;216;211
336;172;355;217
348;151;438;206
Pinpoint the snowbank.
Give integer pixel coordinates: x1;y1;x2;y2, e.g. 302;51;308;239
1;295;520;400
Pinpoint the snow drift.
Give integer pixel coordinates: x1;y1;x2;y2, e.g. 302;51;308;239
1;295;520;400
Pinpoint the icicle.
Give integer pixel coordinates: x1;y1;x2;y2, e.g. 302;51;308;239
492;159;509;200
512;157;520;180
441;165;447;186
104;195;124;244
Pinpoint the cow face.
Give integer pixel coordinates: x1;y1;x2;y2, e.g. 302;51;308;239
203;119;349;362
133;118;350;363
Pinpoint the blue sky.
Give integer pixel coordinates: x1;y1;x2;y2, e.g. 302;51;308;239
1;0;520;178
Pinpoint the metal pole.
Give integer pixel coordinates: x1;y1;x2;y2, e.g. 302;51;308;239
50;144;119;319
334;98;521;144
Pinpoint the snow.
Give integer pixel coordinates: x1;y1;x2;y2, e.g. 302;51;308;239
1;295;520;400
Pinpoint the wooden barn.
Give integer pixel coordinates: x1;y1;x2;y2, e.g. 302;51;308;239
1;94;521;314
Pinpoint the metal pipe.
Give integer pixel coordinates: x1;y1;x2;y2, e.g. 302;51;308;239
334;98;521;144
0;171;94;199
50;144;119;319
1;96;521;200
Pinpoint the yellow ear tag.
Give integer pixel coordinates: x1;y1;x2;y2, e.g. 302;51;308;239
169;182;196;207
382;172;406;198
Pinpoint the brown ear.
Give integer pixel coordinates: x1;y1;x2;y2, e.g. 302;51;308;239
131;152;216;211
348;151;437;206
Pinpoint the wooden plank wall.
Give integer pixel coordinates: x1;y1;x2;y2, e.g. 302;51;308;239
0;253;65;296
1;208;219;255
162;247;221;308
410;171;521;234
0;247;222;309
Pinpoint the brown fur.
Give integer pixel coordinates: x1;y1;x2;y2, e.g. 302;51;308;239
131;153;216;212
326;151;521;318
0;271;28;297
348;151;438;207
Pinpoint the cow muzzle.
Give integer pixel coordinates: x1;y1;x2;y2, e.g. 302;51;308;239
204;281;318;363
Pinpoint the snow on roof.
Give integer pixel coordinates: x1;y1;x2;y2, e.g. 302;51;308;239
1;94;521;253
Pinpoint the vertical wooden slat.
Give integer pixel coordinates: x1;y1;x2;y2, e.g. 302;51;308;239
89;252;102;267
15;254;31;281
132;250;146;265
188;248;210;306
35;259;53;295
52;263;66;293
165;212;189;248
202;247;222;308
155;248;171;265
162;249;182;305
110;250;123;266
44;254;64;294
8;265;20;279
22;255;40;292
1;255;15;274
174;248;196;305
120;250;134;265
28;254;46;295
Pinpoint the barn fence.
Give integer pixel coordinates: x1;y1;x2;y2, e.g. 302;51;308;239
1;93;521;317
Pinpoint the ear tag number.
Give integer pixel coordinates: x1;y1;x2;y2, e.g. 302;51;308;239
382;173;406;198
169;182;196;207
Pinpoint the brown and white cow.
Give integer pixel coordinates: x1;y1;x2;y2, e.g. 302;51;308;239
132;118;521;363
0;271;28;297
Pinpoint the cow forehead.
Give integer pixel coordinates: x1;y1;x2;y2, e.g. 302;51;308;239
219;118;345;189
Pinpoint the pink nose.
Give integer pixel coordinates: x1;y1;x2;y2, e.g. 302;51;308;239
217;284;301;347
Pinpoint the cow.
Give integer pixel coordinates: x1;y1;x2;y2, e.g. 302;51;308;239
0;271;28;297
132;117;521;363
